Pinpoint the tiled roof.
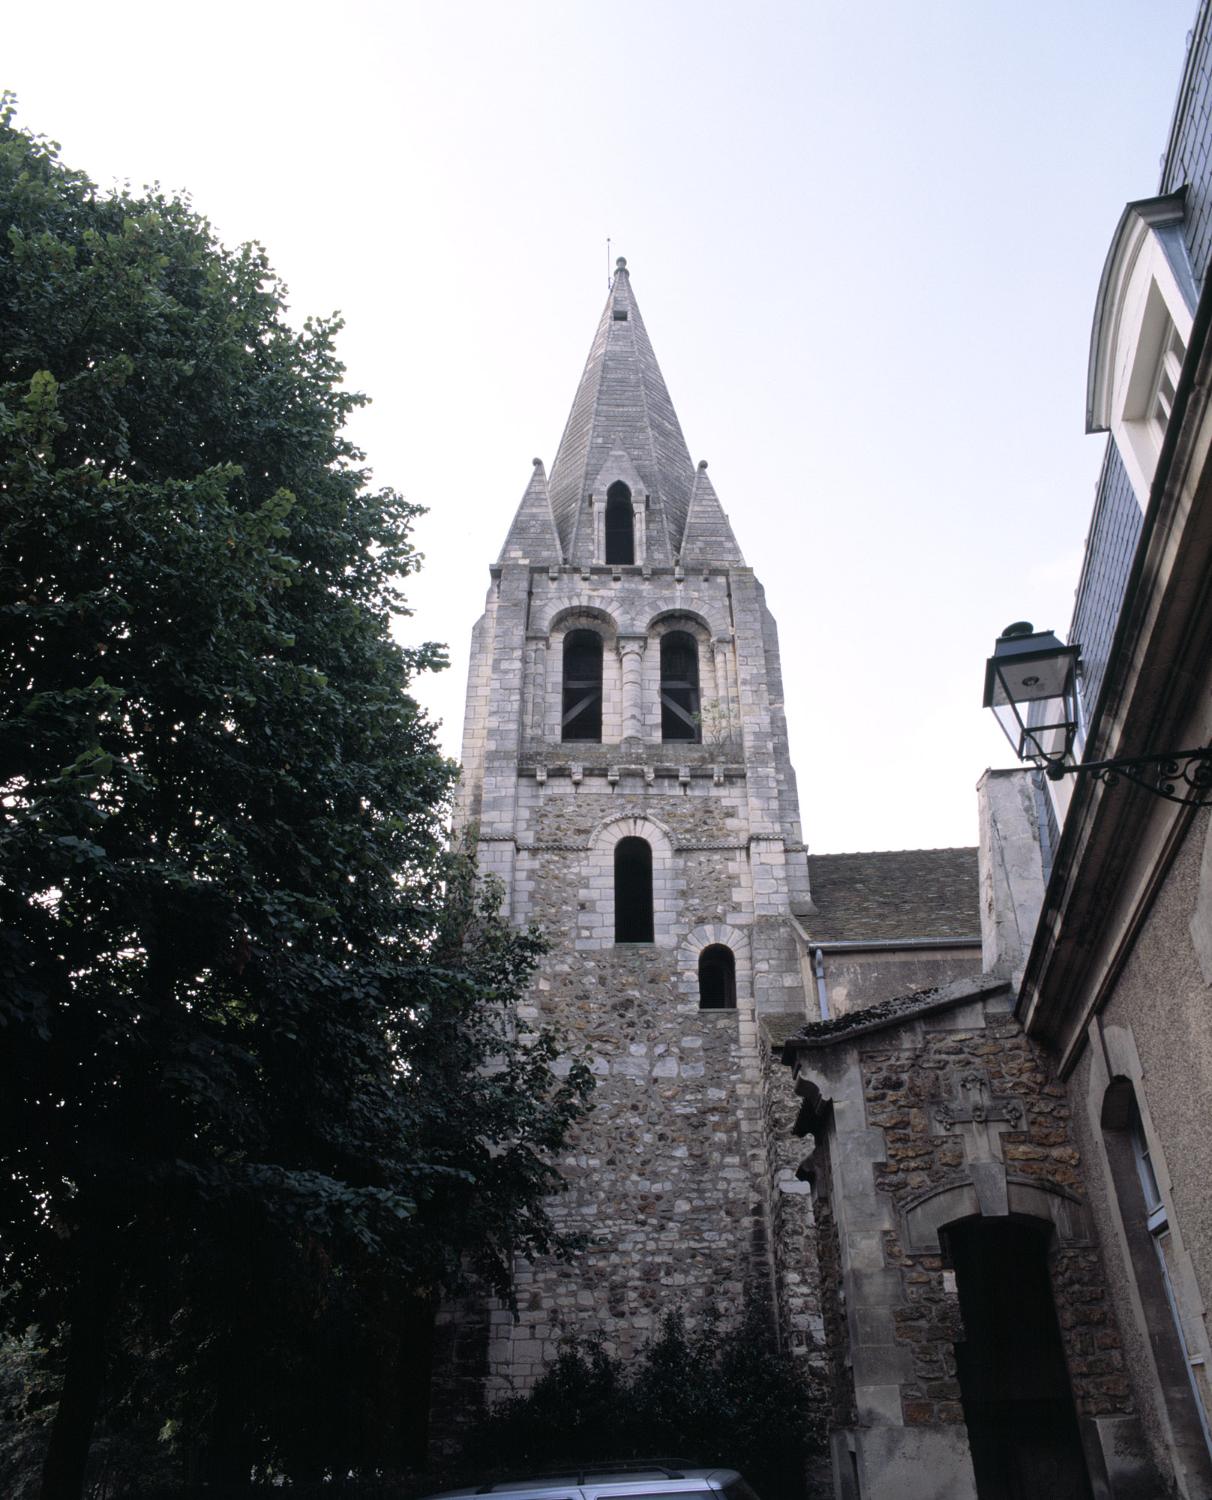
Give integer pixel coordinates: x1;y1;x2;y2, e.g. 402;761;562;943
805;847;980;943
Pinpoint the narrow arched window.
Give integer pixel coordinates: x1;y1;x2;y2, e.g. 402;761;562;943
605;482;634;565
660;630;700;742
1102;1080;1212;1463
698;945;736;1009
562;630;602;742
614;837;653;943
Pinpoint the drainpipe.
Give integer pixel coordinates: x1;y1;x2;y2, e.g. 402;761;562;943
812;946;831;1020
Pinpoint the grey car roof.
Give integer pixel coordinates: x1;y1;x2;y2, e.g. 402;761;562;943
424;1467;742;1498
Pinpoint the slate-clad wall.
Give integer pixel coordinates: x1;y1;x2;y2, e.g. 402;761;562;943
1162;2;1212;293
1068;443;1143;727
1070;12;1212;735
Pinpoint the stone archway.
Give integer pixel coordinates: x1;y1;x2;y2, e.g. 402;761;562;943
944;1214;1093;1500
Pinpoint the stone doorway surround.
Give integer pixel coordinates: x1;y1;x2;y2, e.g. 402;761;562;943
781;975;1159;1500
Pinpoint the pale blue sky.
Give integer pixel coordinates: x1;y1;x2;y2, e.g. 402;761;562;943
6;1;1197;850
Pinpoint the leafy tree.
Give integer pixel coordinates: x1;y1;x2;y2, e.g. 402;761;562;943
0;98;592;1499
457;1309;827;1500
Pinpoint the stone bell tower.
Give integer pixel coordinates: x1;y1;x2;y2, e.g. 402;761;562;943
454;258;818;1398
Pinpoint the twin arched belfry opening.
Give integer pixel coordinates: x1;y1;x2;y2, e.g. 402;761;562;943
558;621;702;744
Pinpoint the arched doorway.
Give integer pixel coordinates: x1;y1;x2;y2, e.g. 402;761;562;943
944;1216;1092;1499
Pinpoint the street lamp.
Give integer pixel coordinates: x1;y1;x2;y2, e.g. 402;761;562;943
983;621;1212;807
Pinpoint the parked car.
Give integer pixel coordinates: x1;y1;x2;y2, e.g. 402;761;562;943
420;1462;763;1500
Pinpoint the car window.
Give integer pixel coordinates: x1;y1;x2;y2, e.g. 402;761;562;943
722;1481;761;1500
590;1491;717;1500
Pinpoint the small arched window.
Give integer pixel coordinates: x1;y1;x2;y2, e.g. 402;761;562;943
562;630;603;742
698;945;736;1009
605;482;635;565
660;631;700;742
614;837;653;943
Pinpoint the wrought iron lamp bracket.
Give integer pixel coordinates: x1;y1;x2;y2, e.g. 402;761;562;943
1041;747;1212;807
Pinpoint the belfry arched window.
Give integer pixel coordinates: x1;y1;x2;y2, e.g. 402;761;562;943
562;630;603;742
698;945;736;1009
605;482;635;565
660;631;700;742
614;836;653;943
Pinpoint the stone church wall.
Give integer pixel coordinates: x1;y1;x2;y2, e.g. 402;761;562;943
481;937;772;1399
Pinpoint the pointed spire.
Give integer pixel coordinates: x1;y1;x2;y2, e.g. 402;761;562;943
497;457;562;565
548;258;697;565
680;460;744;567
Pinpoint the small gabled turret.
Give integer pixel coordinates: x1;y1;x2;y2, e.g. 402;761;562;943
497;457;562;566
679;460;744;568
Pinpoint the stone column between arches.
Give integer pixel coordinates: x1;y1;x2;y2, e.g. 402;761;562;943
617;634;647;744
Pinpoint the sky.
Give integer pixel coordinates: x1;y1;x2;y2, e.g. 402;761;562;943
6;1;1198;852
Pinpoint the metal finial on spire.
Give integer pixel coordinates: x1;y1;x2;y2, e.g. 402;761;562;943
615;256;628;271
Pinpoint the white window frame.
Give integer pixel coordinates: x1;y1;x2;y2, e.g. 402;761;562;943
1088;193;1196;507
1131;1105;1212;1457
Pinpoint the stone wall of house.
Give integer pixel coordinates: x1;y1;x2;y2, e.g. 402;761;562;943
859;1012;1131;1424
1063;808;1212;1496
787;984;1144;1500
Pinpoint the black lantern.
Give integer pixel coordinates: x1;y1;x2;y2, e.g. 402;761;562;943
983;621;1212;805
983;622;1081;775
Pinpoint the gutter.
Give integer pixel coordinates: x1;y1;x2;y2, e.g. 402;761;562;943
811;936;980;953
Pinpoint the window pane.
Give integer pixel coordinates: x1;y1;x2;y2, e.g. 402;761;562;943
563;629;602;742
592;1492;716;1500
605;482;634;564
699;944;736;1009
661;630;700;742
614;837;654;943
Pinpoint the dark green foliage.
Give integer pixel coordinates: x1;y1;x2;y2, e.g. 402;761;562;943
0;97;592;1494
458;1311;825;1500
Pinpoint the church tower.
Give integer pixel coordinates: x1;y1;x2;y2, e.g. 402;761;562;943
455;259;817;1396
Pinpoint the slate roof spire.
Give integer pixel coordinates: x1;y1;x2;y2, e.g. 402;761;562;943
680;459;744;567
547;258;697;565
497;457;562;565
